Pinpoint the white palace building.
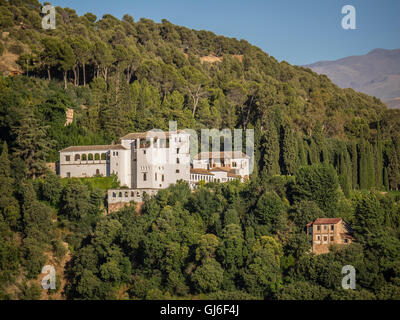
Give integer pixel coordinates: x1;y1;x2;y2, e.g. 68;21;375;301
59;130;250;209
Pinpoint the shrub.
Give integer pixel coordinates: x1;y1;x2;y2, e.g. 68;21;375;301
9;43;24;55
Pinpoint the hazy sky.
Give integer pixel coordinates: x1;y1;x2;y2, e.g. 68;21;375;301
45;0;400;65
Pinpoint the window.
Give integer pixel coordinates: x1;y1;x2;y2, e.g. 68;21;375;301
317;226;321;231
162;175;164;182
177;148;180;154
67;172;71;178
112;192;116;198
131;191;134;197
82;154;87;161
324;225;328;230
155;173;157;181
323;236;328;244
65;155;70;161
176;158;180;164
232;161;237;167
125;192;128;197
331;225;334;231
74;154;80;161
176;169;180;174
96;169;100;175
143;150;146;155
316;235;321;241
143;173;147;181
344;239;348;244
101;153;107;160
330;236;334;242
88;154;93;161
95;153;100;160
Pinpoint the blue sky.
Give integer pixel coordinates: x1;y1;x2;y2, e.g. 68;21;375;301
45;0;400;65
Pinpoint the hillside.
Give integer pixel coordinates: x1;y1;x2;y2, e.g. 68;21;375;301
304;49;400;109
0;0;389;140
1;1;400;301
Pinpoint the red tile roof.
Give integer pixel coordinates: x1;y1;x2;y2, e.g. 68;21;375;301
190;168;214;175
60;144;127;152
312;218;342;225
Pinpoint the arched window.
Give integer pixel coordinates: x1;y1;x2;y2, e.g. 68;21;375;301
88;154;93;161
82;154;87;161
95;153;100;160
101;153;107;160
75;154;80;161
96;169;100;175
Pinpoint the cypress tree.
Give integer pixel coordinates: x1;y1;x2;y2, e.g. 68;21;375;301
12;108;53;178
339;152;351;197
359;128;372;190
367;143;375;189
262;120;280;176
297;134;307;167
383;167;389;191
388;137;400;190
282;125;298;175
374;123;383;189
351;141;358;189
0;142;20;228
312;121;328;164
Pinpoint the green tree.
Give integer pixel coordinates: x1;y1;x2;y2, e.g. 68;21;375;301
0;142;20;227
12;108;53;178
291;164;339;215
261;120;280;176
191;258;224;293
282;124;298;175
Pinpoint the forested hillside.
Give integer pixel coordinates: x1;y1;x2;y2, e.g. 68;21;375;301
1;0;400;300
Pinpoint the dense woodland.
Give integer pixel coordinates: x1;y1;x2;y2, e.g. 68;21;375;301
1;0;400;300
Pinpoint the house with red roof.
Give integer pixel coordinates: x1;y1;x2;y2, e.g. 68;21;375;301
306;218;354;255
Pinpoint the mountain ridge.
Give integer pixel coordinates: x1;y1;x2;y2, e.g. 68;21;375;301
304;48;400;108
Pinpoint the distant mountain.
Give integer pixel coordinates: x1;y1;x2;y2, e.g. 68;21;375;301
304;48;400;109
